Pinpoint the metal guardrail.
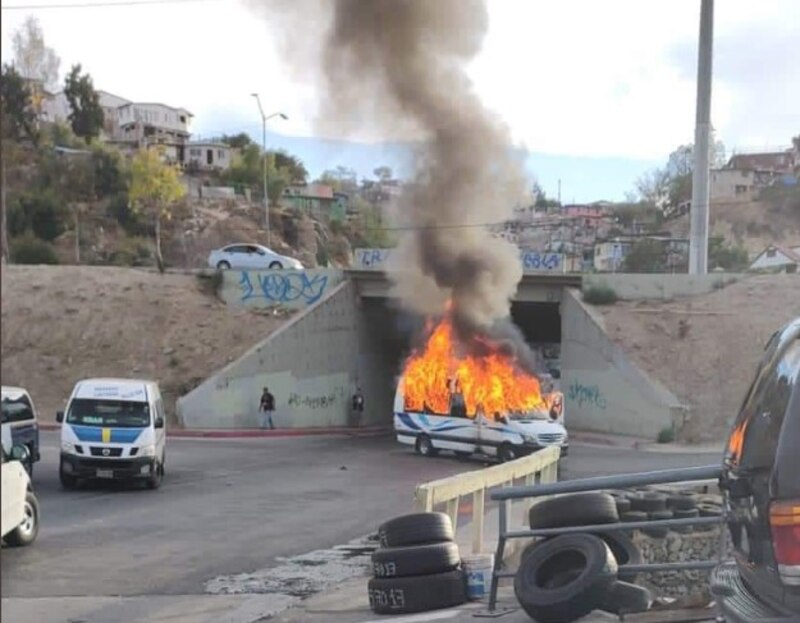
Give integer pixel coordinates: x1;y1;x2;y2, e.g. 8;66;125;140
487;464;725;611
415;446;561;554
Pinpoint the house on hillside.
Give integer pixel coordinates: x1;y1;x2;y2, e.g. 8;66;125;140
726;151;796;175
749;244;800;273
594;238;634;272
184;141;231;171
113;102;192;163
282;183;335;218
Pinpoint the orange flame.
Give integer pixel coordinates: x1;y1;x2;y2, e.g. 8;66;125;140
401;316;547;417
727;417;749;464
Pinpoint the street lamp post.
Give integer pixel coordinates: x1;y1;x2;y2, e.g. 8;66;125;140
250;93;287;247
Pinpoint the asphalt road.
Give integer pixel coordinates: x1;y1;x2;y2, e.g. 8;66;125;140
1;431;721;601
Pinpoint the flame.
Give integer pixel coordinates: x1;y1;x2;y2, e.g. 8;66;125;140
727;417;749;464
401;315;547;417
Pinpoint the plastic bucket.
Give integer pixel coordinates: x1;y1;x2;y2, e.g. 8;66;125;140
462;553;495;601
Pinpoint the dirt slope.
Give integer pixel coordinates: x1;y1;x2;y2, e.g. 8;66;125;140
598;275;800;442
1;265;289;424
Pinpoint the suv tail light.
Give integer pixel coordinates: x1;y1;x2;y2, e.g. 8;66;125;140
770;499;800;586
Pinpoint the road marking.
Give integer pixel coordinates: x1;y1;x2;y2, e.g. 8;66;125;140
362;609;463;623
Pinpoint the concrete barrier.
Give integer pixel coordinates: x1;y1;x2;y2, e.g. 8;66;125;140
414;447;560;555
220;269;345;310
561;288;685;438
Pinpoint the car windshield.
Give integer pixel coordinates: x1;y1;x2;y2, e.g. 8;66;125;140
1;397;33;423
66;399;150;428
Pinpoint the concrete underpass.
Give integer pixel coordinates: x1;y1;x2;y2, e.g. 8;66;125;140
178;270;687;438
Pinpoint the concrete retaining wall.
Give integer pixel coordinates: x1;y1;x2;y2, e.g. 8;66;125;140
178;279;399;429
583;273;743;300
561;288;685;438
221;269;345;310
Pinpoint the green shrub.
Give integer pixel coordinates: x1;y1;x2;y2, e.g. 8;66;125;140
657;427;676;444
8;190;68;241
583;285;618;305
10;235;60;265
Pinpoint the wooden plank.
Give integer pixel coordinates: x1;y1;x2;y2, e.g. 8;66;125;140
472;488;485;554
446;497;459;531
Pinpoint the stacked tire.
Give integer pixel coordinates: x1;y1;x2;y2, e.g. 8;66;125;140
368;513;467;615
516;492;652;622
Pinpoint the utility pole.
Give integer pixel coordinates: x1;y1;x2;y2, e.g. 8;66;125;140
689;0;714;274
250;94;287;248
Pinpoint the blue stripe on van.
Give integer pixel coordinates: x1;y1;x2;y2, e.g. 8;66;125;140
70;425;143;444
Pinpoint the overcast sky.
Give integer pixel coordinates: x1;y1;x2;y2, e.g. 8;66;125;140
1;0;797;199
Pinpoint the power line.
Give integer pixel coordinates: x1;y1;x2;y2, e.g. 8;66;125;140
2;0;218;10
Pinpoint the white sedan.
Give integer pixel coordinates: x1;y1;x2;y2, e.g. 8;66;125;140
207;244;303;270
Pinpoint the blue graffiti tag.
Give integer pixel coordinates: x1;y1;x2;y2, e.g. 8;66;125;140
521;251;562;271
239;271;329;305
358;248;390;268
567;381;607;409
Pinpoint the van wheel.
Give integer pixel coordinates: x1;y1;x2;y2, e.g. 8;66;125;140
498;444;516;463
6;492;40;547
147;461;163;490
416;435;438;457
59;462;78;490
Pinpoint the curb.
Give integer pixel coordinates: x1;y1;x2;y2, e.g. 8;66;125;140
38;423;390;438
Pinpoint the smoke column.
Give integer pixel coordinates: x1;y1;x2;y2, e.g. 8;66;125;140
250;0;540;369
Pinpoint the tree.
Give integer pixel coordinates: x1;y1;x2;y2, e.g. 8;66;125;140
709;236;749;271
373;165;392;182
220;132;252;149
129;148;186;272
64;64;104;141
635;168;669;206
623;239;666;273
274;150;308;184
12;16;60;92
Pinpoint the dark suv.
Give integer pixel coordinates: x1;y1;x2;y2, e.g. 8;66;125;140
712;317;800;622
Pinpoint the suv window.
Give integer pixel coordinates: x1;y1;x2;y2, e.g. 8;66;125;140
727;338;800;470
1;395;35;424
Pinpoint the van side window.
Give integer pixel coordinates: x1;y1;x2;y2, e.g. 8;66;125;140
729;339;800;469
1;396;34;424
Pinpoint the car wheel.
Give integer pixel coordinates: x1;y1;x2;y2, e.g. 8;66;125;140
6;491;40;546
498;443;516;463
378;512;454;548
147;461;163;490
269;261;283;269
216;261;231;270
415;435;438;457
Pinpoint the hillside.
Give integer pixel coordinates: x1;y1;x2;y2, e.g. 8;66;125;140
0;265;290;424
598;274;800;442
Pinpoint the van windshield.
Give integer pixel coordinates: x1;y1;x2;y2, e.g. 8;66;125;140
67;399;150;428
508;411;549;421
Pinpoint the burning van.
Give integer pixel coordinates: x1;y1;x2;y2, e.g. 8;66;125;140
392;316;568;462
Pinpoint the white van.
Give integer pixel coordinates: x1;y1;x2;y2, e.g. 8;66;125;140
393;381;568;463
56;379;166;490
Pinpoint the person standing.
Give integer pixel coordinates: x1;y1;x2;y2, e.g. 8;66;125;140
352;387;365;427
259;387;275;430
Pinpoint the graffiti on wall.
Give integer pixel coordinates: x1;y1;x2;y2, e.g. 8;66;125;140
239;271;328;305
355;248;392;269
521;251;563;272
567;381;607;410
288;387;346;410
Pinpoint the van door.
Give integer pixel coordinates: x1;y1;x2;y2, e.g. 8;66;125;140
1;450;26;536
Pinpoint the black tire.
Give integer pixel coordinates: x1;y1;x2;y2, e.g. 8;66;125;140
379;512;454;548
600;580;653;614
368;570;467;614
667;493;697;511
216;261;230;270
5;491;40;546
621;511;648;523
597;531;643;583
371;542;460;578
415;435;439;457
514;533;618;623
498;443;516;463
529;492;618;529
59;461;78;490
643;509;672;538
268;261;283;269
146;460;163;490
698;503;722;517
630;492;668;513
615;497;632;515
674;508;700;533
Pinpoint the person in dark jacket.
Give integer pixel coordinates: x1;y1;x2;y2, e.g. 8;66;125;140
352;387;365;426
259;387;275;429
